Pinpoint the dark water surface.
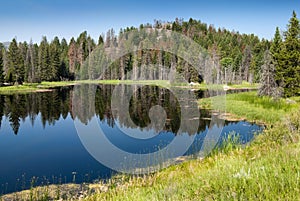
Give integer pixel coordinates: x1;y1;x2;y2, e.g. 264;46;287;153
0;84;262;194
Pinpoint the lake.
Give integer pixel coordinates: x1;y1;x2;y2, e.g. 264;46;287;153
0;84;262;194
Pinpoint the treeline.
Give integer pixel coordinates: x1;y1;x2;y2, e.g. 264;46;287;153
0;18;268;85
80;18;270;84
0;13;299;96
0;32;99;84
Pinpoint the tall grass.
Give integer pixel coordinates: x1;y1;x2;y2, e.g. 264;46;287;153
84;108;300;201
0;81;76;94
199;91;299;124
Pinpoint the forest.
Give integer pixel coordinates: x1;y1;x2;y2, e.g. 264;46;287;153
0;11;299;97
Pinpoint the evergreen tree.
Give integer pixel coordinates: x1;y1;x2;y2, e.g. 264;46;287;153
270;27;282;57
18;42;27;83
271;27;283;87
7;38;24;84
38;36;50;81
60;38;70;79
277;11;300;97
49;37;61;80
0;48;4;85
98;35;104;46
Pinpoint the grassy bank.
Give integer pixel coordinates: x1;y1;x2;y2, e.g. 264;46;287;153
0;80;258;94
199;91;299;125
0;80;171;94
0;81;76;94
81;93;300;201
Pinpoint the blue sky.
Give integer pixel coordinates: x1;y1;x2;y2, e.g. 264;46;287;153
0;0;299;43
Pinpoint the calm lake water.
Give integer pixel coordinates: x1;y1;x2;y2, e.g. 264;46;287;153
0;84;262;194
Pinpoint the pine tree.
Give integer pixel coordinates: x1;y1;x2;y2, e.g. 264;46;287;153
49;37;61;81
8;38;24;84
38;36;51;81
258;50;280;97
18;42;27;83
270;27;282;57
271;27;283;88
0;48;4;85
98;35;104;46
277;11;300;97
60;38;69;79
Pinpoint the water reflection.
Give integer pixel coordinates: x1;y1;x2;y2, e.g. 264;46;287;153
0;85;261;194
0;85;253;136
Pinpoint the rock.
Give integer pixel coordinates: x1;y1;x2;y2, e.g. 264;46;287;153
286;99;296;104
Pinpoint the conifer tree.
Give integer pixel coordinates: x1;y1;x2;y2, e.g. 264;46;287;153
277;11;300;97
0;48;4;85
270;27;283;88
8;38;24;84
60;38;69;79
270;27;282;57
49;37;61;81
38;36;51;81
98;35;104;46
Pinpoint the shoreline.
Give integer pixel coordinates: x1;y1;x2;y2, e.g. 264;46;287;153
0;80;258;94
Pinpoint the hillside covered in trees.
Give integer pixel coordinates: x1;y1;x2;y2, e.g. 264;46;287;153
0;11;299;97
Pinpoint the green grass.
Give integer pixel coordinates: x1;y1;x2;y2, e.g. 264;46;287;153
76;79;172;87
81;92;300;201
229;81;259;89
194;81;259;90
0;80;173;94
0;80;259;94
199;91;299;125
83;108;300;201
0;81;76;94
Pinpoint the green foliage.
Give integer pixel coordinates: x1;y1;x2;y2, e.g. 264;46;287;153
1;17;270;87
210;132;241;155
49;37;61;81
275;11;300;97
199;91;298;124
0;81;75;94
98;35;104;46
0;46;4;85
2;15;298;95
7;38;24;84
270;27;282;58
38;36;51;81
